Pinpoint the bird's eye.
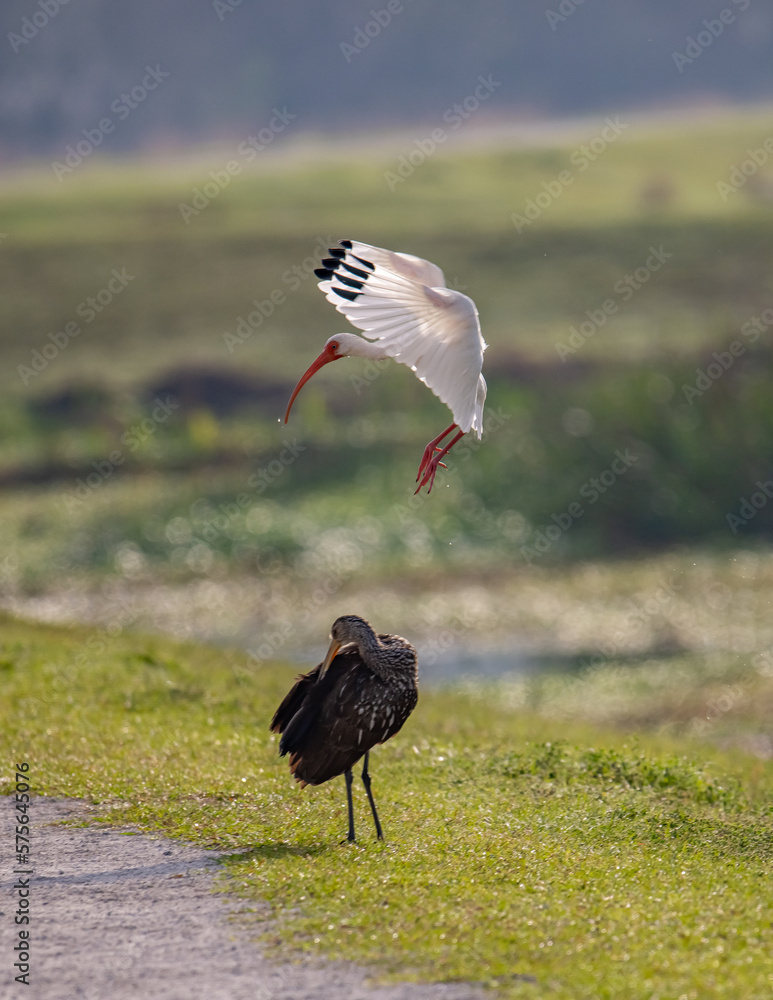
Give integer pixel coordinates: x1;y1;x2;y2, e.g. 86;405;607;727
330;341;339;352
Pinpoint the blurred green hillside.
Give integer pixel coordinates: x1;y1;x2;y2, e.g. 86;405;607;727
1;110;773;600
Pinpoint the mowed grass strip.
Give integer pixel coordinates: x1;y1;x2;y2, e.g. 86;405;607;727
1;613;772;999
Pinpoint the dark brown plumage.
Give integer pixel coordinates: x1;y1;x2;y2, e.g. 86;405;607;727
270;614;419;842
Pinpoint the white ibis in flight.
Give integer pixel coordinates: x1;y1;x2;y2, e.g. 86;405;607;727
270;614;419;843
283;239;487;493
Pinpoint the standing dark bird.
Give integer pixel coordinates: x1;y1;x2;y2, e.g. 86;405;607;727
270;615;419;842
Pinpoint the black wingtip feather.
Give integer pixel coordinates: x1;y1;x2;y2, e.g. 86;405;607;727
328;248;345;258
321;257;342;268
341;262;369;280
333;287;360;302
353;255;375;270
339;239;353;249
335;274;364;290
314;267;335;279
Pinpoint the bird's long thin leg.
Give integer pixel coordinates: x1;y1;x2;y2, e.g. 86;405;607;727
416;423;457;482
344;768;356;843
415;429;466;495
360;751;384;841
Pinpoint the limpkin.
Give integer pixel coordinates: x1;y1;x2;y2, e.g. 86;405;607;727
270;614;419;842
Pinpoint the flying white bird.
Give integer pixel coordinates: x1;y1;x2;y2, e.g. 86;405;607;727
284;239;487;493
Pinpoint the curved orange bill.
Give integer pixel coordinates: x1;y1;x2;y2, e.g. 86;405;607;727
319;638;342;680
284;346;339;423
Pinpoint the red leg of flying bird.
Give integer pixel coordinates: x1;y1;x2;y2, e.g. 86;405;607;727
416;422;457;482
415;429;466;495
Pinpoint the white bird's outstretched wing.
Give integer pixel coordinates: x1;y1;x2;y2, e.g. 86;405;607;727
315;240;487;436
333;241;449;289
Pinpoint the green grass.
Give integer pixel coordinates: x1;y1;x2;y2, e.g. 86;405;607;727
2;613;772;999
1;109;773;594
3;114;773;996
1;109;773;589
2;108;773;398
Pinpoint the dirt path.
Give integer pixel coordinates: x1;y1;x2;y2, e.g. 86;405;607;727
7;798;481;1000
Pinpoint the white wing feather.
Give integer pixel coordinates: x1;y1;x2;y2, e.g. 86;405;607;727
318;240;487;436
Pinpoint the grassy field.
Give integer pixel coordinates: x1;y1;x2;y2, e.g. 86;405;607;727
2;612;772;999
2;107;773;396
0;110;771;606
1;108;772;601
2;113;773;995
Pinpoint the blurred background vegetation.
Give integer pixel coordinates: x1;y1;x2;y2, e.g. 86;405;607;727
3;12;773;995
0;5;772;733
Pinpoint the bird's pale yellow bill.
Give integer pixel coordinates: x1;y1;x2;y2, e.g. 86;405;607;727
318;638;342;680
